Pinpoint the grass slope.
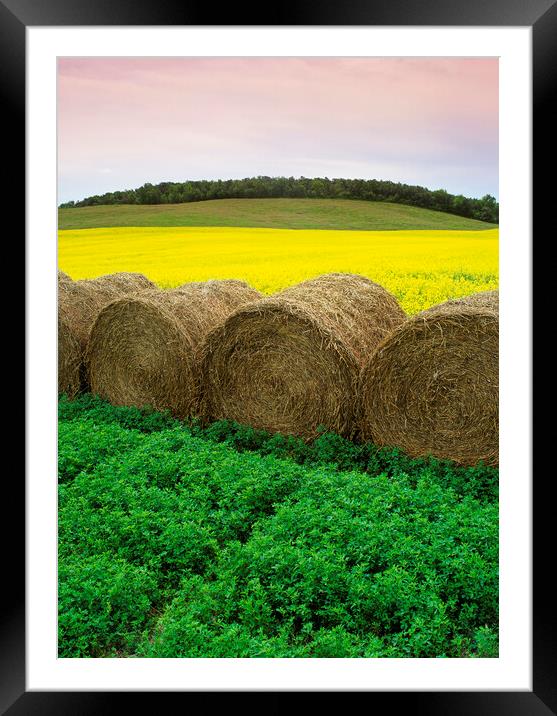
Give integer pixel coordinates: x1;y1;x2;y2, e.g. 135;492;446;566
58;198;497;232
58;395;498;659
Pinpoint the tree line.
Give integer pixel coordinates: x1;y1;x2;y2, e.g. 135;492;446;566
60;176;499;223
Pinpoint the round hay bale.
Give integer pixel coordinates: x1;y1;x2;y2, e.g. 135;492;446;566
58;269;72;285
91;272;156;293
86;279;262;418
359;298;499;466
58;272;156;395
199;273;407;439
450;289;499;310
58;272;156;349
58;313;81;398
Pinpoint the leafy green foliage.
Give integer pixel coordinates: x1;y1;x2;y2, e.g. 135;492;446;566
58;420;144;483
59;396;499;658
59;554;158;657
138;470;497;658
59;395;498;502
59;393;178;433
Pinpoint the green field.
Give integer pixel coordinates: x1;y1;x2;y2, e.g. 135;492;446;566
58;198;497;232
58;196;499;658
59;395;498;659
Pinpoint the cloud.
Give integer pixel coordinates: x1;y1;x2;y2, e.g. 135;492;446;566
58;57;498;202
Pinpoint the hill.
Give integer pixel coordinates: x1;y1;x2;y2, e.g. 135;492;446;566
58;198;497;232
59;176;499;224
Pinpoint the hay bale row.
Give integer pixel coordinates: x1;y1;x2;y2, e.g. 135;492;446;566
86;280;262;417
61;269;498;467
58;272;156;397
199;273;407;439
359;291;499;466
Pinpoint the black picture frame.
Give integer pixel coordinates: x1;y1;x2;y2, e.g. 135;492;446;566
9;0;551;712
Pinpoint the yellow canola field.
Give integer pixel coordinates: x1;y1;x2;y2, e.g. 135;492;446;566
58;226;498;315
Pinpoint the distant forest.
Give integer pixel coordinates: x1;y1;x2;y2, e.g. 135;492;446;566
60;176;499;223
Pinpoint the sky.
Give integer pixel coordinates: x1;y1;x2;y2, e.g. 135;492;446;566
58;57;498;204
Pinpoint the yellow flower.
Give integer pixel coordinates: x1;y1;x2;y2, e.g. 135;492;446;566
58;226;498;315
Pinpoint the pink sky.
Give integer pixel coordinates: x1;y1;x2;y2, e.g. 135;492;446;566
58;57;498;203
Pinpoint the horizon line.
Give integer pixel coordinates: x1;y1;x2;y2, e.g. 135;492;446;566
59;175;499;207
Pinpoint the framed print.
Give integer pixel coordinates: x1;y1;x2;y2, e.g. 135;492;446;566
8;0;553;712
